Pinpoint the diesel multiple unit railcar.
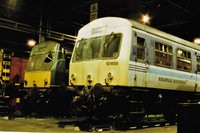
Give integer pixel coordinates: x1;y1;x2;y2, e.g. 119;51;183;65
68;17;200;122
21;41;74;116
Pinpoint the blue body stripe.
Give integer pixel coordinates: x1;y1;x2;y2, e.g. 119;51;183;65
129;64;199;81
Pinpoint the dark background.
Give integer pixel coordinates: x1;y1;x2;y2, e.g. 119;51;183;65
0;0;200;57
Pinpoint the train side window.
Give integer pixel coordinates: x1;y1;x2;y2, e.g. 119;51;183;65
137;37;145;60
154;42;173;68
196;55;200;73
176;49;191;71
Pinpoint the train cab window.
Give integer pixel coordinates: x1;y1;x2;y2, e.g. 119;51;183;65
73;39;87;61
154;42;173;68
102;33;121;58
44;52;53;63
176;49;191;71
86;37;101;60
43;51;54;70
196;55;200;73
137;37;145;60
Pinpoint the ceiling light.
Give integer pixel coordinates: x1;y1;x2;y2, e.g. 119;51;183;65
142;14;150;24
27;39;36;47
194;38;200;44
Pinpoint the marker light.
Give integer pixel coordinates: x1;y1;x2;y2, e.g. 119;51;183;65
107;72;113;80
87;74;92;83
71;74;76;80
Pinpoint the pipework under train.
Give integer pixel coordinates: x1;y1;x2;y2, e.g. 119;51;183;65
19;41;74;116
67;17;200;122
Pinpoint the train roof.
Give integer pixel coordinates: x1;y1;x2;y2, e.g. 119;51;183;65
81;17;200;51
127;18;200;51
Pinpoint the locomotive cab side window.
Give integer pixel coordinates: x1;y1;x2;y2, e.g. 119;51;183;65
136;37;145;60
154;42;173;68
176;49;191;72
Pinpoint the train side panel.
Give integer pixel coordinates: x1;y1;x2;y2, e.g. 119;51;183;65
148;66;196;91
128;28;197;92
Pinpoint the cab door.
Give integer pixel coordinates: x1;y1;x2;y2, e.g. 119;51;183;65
129;30;149;87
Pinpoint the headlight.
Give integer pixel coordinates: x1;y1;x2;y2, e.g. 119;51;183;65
87;74;92;83
71;74;76;80
107;72;113;80
70;74;76;85
105;72;113;85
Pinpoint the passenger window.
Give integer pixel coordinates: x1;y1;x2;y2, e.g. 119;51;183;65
137;37;145;60
154;42;173;68
196;55;200;73
176;49;191;71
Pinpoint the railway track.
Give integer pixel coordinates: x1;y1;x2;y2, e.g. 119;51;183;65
58;115;177;132
0;110;177;132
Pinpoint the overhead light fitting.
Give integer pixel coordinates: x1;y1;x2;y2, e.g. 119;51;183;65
27;39;36;47
142;14;150;24
194;38;200;45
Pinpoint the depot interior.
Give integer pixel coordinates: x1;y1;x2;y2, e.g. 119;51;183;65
0;0;200;58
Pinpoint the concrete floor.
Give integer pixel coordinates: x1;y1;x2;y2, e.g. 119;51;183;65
0;117;177;133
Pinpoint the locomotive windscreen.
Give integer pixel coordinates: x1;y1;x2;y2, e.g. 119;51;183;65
72;33;121;62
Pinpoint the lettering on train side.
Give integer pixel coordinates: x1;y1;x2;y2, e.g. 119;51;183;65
158;77;187;84
106;61;118;66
